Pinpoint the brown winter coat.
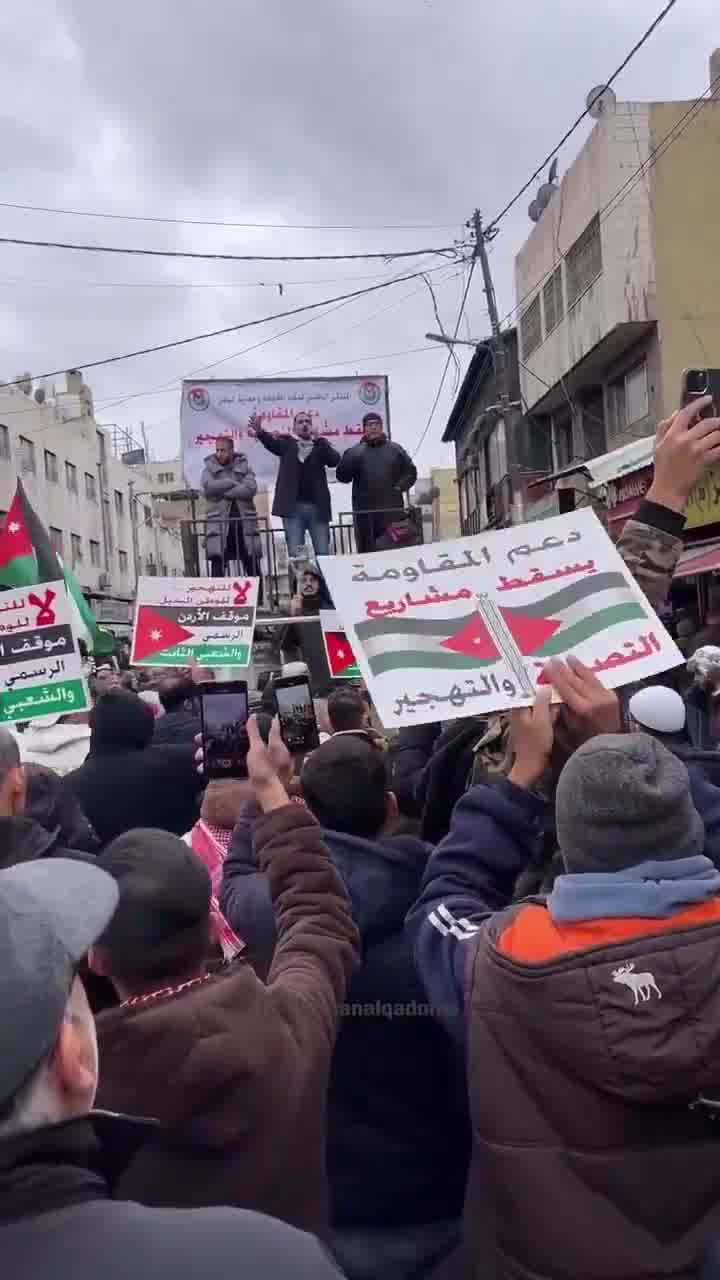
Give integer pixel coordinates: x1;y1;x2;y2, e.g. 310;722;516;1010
95;803;359;1236
465;903;720;1280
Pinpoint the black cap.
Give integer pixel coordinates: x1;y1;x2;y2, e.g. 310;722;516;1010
98;829;211;958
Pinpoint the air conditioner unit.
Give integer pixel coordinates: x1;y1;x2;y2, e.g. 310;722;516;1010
98;572;112;589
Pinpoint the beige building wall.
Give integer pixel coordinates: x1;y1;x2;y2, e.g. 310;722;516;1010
0;380;183;600
431;467;461;540
515;101;655;413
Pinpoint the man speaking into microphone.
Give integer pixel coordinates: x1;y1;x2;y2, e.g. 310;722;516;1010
335;412;417;553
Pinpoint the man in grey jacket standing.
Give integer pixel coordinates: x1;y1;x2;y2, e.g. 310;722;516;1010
200;435;260;580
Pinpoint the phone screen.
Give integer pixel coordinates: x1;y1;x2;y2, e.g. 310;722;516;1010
199;684;249;779
275;677;320;753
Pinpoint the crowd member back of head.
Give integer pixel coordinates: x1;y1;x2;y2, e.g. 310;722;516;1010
326;688;370;735
64;690;204;843
153;674;200;747
0;730;96;868
0;856;345;1280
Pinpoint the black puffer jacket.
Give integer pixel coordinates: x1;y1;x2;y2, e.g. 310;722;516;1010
64;691;204;843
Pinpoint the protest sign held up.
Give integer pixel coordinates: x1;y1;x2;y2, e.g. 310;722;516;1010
320;508;683;728
131;577;258;668
0;581;89;723
320;611;361;679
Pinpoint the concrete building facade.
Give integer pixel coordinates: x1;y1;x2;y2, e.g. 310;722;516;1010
514;53;720;472
0;373;183;632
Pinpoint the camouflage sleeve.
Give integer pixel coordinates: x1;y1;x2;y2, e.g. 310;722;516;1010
616;516;683;610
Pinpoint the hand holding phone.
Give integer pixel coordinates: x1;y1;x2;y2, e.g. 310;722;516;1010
273;674;320;754
681;369;720;419
198;680;249;779
648;385;720;514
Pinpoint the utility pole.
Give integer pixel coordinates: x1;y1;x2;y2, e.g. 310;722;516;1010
472;209;509;412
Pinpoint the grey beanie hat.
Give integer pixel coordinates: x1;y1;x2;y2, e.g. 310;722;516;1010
556;732;704;873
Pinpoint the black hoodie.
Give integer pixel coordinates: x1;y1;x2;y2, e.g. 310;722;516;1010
64;690;204;843
221;818;469;1229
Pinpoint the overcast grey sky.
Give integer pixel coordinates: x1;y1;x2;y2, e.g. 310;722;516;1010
0;0;715;476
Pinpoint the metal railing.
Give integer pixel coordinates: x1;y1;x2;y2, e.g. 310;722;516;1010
181;506;424;613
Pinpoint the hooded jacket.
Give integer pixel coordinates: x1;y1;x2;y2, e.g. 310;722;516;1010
95;804;359;1235
200;451;259;560
407;775;720;1280
221;811;470;1229
19;718;91;776
0;1113;343;1280
64;691;203;843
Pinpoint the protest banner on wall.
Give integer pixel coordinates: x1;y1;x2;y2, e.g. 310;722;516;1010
131;577;258;668
320;508;683;728
180;375;389;490
320;611;361;679
0;582;89;723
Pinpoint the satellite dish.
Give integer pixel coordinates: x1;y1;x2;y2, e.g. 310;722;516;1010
33;387;45;404
528;199;541;223
536;182;557;215
586;85;617;119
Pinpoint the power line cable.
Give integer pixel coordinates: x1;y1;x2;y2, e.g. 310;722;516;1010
0;261;470;395
484;0;679;234
0;199;461;232
0;233;463;264
410;259;477;459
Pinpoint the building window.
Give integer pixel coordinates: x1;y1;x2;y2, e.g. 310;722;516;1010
520;294;542;359
44;449;58;483
96;429;106;465
49;526;63;555
613;360;649;432
89;540;101;567
70;533;83;568
103;498;113;554
118;549;128;575
85;472;97;501
157;470;175;484
566;214;602;307
114;489;124;518
542;266;564;334
65;461;78;494
553;413;574;469
19;437;36;475
0;425;9;461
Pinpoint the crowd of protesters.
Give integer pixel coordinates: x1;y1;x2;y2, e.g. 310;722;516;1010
6;397;720;1278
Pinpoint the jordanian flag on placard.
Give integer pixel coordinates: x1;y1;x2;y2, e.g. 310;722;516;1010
498;572;647;658
0;481;114;655
355;572;648;677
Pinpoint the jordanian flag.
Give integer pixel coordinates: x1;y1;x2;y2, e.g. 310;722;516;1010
0;481;114;655
355;572;647;676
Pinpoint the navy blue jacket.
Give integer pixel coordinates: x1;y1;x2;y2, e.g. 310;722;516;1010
221;811;469;1229
406;768;720;1045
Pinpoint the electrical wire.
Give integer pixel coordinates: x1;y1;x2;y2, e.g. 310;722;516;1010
0;199;461;232
501;72;720;331
0;234;463;264
410;259;477;459
0;263;469;391
484;0;679;234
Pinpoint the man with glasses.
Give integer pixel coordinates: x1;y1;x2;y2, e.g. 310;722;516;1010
252;410;340;563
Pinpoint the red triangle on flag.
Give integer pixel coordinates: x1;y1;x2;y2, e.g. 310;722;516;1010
440;613;500;660
132;607;195;662
325;631;358;677
0;489;34;567
499;608;562;656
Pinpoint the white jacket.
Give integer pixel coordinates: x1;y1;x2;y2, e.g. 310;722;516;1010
20;721;91;776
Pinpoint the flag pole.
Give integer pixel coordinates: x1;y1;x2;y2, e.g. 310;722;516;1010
476;594;535;698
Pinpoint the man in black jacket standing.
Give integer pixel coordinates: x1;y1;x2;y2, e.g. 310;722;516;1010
253;411;340;560
0;857;343;1280
335;413;417;553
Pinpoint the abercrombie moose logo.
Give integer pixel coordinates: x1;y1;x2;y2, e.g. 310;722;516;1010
611;962;662;1006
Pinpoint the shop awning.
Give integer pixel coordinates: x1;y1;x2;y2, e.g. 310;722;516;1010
674;541;720;578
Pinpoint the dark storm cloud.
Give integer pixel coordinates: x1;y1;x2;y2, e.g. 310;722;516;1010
0;0;714;469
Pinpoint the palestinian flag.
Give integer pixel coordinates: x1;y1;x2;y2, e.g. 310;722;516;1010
0;481;114;655
498;571;647;658
355;611;501;676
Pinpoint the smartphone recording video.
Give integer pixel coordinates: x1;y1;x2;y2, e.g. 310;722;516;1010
681;368;720;420
198;681;249;779
274;675;320;754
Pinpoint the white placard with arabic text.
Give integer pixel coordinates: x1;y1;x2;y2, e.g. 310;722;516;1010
319;508;683;728
0;582;89;723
